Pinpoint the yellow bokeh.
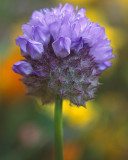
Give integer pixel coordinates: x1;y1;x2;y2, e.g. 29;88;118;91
63;100;97;127
37;100;98;128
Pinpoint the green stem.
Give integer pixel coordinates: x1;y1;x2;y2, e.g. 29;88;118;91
54;94;63;160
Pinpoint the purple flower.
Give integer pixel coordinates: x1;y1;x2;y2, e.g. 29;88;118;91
12;3;115;107
52;37;71;58
12;61;33;75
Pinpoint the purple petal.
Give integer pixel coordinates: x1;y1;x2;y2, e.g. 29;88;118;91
26;41;44;59
82;23;105;45
52;37;71;58
51;3;62;15
12;61;33;75
76;8;86;18
61;3;74;13
59;21;71;38
71;37;83;52
49;21;61;40
33;26;50;44
104;61;112;67
29;10;46;27
71;21;81;39
31;10;44;22
45;15;58;25
98;64;107;71
16;36;28;56
79;17;89;33
22;24;33;38
90;46;113;63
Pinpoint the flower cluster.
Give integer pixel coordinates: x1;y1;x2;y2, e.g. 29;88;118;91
12;3;115;107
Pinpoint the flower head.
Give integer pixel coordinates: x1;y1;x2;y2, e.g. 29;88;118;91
12;3;115;107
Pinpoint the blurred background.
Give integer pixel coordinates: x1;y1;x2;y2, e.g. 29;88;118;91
0;0;128;159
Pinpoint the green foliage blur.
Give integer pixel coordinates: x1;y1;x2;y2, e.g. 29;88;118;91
0;0;128;160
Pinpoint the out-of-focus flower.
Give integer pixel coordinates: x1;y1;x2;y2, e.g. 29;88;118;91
12;3;115;107
19;122;42;148
64;142;82;160
0;48;25;102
